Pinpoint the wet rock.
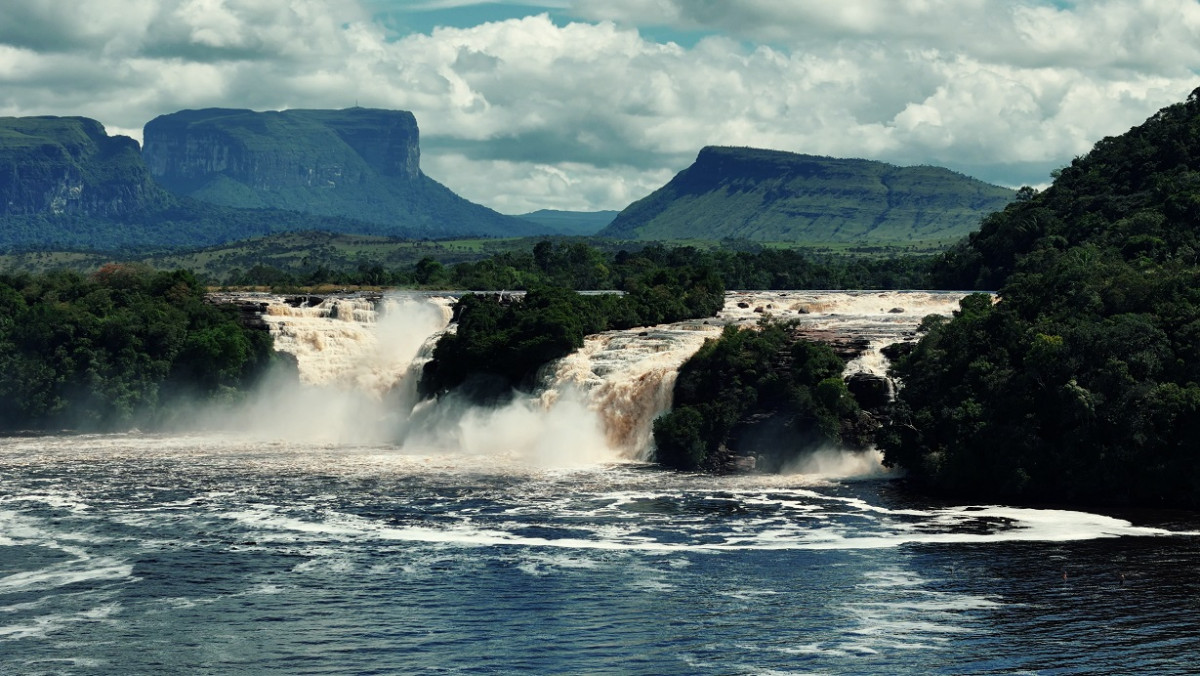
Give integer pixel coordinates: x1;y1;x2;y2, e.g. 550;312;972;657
285;295;323;308
888;307;905;313
737;301;750;308
846;373;892;410
881;342;915;362
732;456;757;472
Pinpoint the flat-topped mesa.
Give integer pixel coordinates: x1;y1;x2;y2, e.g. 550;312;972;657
598;145;1015;243
0;116;168;217
142;107;421;194
141;107;535;238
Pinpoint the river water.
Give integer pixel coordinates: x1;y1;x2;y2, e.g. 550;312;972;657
4;292;1200;674
4;434;1200;674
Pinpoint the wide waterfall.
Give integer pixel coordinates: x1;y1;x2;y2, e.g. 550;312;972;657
219;289;969;464
260;294;455;392
13;292;1200;676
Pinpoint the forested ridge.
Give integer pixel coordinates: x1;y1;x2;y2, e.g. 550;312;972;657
884;88;1200;508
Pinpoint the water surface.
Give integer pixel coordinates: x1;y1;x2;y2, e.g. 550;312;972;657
3;434;1198;674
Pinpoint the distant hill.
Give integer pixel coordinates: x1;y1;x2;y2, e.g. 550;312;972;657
598;147;1015;243
0;115;435;251
516;209;617;235
143;107;543;239
0;116;172;218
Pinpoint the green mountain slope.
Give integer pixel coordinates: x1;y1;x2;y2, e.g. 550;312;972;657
0;116;172;218
0;114;441;251
516;209;617;235
598;146;1014;243
884;88;1200;508
143;107;542;239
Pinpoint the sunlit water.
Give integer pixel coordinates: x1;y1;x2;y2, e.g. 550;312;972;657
4;434;1200;675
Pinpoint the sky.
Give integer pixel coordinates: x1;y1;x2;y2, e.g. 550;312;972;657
1;1;1198;215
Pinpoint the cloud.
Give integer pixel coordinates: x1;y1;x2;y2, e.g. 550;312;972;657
422;153;676;213
574;0;1200;74
0;0;1196;213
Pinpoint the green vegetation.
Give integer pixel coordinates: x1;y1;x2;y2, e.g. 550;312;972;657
883;88;1200;508
599;146;1014;244
516;209;617;235
0;203;418;252
418;251;725;403
0;265;287;431
198;238;939;291
654;322;863;471
0;115;172;218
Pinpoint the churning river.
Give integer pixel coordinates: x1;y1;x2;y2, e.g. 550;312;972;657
4;292;1200;674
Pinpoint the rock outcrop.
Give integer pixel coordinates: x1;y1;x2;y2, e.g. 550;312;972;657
142;107;540;239
144;108;421;192
0;116;170;217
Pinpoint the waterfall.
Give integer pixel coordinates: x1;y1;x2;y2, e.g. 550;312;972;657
211;290;968;464
542;324;722;460
204;292;455;445
261;294;454;395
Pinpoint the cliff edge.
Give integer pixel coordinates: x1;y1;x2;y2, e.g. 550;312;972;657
143;107;538;238
598;146;1014;243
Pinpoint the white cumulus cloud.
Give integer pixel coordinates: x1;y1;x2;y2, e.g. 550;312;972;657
0;0;1196;212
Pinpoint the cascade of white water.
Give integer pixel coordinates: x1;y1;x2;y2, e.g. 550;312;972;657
215;290;969;463
538;290;971;461
542;324;722;460
261;294;454;395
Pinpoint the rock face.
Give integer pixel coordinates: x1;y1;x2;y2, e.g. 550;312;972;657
598;146;1015;243
0;116;169;217
144;108;420;192
143;107;540;238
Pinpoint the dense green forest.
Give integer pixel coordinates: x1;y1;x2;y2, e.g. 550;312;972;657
0;265;287;431
419;252;725;403
0;203;423;251
207;240;940;291
882;88;1200;508
653;322;864;471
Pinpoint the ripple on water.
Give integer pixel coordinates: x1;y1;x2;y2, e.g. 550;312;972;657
3;434;1200;674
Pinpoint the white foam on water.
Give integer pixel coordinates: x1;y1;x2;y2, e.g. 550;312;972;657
0;491;92;513
0;560;134;593
514;552;602;577
201;488;1192;555
780;448;893;479
401;385;620;468
2;435;1194;561
0;603;123;641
